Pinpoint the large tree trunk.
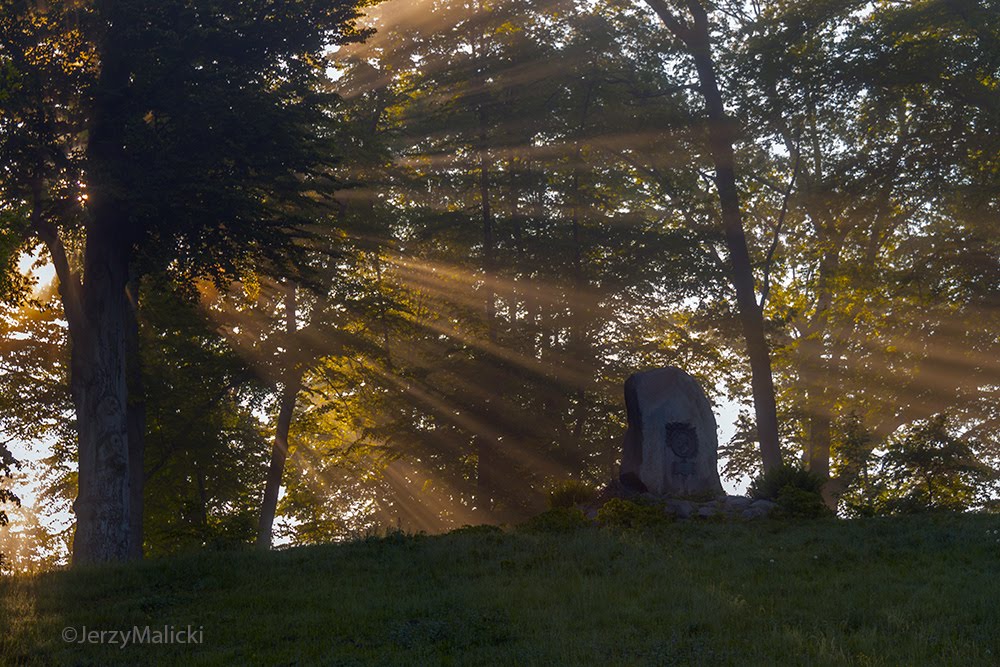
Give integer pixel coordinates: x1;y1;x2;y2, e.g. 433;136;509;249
71;229;132;565
256;283;300;549
646;0;783;471
71;13;135;565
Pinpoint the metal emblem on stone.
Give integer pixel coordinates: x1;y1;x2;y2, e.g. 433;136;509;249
667;422;697;476
619;367;723;497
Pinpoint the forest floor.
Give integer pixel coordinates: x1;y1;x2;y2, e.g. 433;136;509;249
1;513;999;666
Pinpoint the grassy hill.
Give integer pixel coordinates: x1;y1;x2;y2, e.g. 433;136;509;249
2;513;999;666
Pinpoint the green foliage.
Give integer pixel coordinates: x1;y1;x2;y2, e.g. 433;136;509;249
0;444;18;572
596;498;670;530
0;0;371;278
749;463;830;519
844;415;998;517
0;0;377;560
0;212;30;308
775;485;832;520
138;275;271;555
731;0;1000;505
1;0;999;555
313;0;737;531
448;524;505;536
719;409;801;483
546;479;598;509
0;288;61;565
517;507;590;533
0;443;18;530
749;464;825;501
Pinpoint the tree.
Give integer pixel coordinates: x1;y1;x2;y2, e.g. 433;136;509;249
0;281;69;567
718;0;1000;508
0;444;18;570
305;0;733;530
0;0;368;564
843;415;998;515
135;273;272;554
643;0;783;472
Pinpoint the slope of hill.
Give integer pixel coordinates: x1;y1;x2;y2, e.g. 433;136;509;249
2;514;998;666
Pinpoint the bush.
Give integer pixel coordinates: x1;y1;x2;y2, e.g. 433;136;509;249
750;464;830;519
596;498;671;530
449;524;505;536
518;507;590;533
547;479;598;509
776;484;833;519
749;464;824;500
876;414;997;514
840;415;998;517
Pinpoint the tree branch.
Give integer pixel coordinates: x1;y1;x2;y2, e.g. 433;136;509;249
759;153;800;309
644;0;694;45
28;180;84;336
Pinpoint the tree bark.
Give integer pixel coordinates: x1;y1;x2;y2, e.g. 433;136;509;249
372;249;394;370
70;12;135;565
567;79;596;444
478;106;498;344
70;228;132;565
474;102;500;517
646;0;783;472
256;283;301;549
474;434;495;517
125;275;145;559
799;241;841;501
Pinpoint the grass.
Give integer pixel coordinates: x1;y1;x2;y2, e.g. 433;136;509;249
1;513;999;666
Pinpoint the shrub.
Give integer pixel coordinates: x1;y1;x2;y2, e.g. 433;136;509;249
750;463;831;519
776;484;833;519
547;479;598;509
876;414;997;514
518;507;590;533
596;498;671;530
749;464;824;500
840;415;998;517
449;524;505;536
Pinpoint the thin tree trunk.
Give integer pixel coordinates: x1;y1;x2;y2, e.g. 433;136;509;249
509;160;525;259
125;274;145;559
567;79;595;443
569;164;589;441
801;341;833;484
800;245;840;493
474;104;499;517
646;0;783;471
689;34;782;472
479;107;498;344
196;470;209;531
256;283;301;549
474;434;494;517
372;250;394;370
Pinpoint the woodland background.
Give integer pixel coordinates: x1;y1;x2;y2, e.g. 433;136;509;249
0;0;997;571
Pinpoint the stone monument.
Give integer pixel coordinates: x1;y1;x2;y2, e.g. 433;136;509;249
619;367;723;497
